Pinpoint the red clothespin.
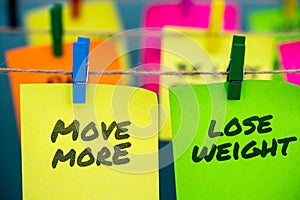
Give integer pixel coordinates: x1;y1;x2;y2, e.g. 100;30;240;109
71;0;80;18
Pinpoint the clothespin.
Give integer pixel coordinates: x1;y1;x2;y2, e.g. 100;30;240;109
206;0;225;53
181;0;194;16
284;0;297;21
227;35;246;100
208;0;225;34
50;3;63;57
8;0;18;27
72;37;90;104
71;0;80;18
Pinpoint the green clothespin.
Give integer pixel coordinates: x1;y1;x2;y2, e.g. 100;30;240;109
50;3;63;57
227;35;246;100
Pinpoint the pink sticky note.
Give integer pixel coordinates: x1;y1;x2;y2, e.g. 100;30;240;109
141;1;240;93
279;41;300;86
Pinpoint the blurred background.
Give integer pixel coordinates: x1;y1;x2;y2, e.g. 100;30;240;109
0;0;299;199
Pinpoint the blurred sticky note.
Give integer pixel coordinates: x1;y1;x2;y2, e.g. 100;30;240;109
144;1;239;29
141;1;240;93
25;1;122;44
6;40;125;131
249;7;300;32
162;26;275;80
159;26;275;140
248;6;300;81
169;80;300;199
21;84;159;200
279;40;300;85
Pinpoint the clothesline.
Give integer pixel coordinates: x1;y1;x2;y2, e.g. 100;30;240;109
1;26;300;38
1;68;300;75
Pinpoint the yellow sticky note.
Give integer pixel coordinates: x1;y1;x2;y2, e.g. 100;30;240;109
25;1;122;44
159;26;276;140
21;84;159;200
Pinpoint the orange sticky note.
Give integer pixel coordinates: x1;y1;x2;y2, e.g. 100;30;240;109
6;39;125;133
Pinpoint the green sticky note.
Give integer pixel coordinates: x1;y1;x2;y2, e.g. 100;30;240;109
169;80;300;200
249;7;300;81
249;7;300;32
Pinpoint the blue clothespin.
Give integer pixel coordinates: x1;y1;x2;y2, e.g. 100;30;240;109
227;35;246;100
72;37;90;104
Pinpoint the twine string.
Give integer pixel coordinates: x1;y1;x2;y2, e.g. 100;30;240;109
1;68;300;75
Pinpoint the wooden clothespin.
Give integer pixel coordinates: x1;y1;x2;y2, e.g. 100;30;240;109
50;3;63;57
227;35;246;100
72;37;90;104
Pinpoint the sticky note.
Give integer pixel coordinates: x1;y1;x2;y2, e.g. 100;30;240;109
25;1;122;44
141;1;240;93
159;26;275;140
248;6;300;80
279;40;300;86
169;80;300;199
249;7;300;33
21;84;159;200
5;40;125;132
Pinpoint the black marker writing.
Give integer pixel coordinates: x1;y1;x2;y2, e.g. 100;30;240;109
51;119;132;168
192;115;298;163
